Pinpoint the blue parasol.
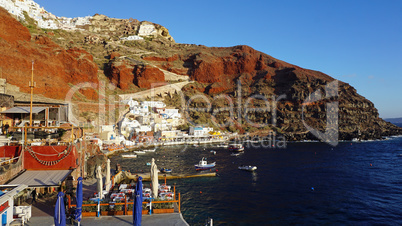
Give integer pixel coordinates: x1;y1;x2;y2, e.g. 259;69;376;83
133;176;143;226
75;177;83;225
54;192;66;226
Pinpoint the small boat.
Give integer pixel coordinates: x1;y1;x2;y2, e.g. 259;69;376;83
121;154;137;158
238;165;257;171
228;143;244;152
134;151;146;154
160;168;172;173
216;143;228;148
143;148;156;152
146;162;151;166
194;157;216;171
210;150;216;155
230;152;242;156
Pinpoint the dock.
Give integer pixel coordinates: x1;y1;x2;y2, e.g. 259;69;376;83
114;171;217;183
133;172;217;181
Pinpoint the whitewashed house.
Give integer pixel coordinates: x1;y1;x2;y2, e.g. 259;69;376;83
134;125;152;133
138;23;157;36
189;126;214;137
165;108;181;119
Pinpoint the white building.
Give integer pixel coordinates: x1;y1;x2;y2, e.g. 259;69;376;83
0;184;28;226
134;125;152;133
120;118;141;137
0;0;91;30
153;123;171;132
120;35;144;41
164;108;181;119
189;126;214;137
142;101;166;109
138;23;157;36
101;125;114;132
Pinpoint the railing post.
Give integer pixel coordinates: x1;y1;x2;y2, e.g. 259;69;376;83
178;193;181;213
124;196;127;215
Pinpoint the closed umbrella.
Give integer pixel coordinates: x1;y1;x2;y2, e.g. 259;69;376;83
133;176;143;226
150;158;159;198
75;177;83;226
106;159;111;192
96;165;103;199
54;192;66;226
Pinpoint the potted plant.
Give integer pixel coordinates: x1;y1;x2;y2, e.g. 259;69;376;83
127;202;148;215
151;199;174;214
81;201;97;217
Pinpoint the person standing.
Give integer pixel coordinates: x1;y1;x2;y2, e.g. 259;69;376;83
31;189;37;204
4;122;9;135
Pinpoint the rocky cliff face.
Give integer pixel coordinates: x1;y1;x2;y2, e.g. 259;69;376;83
106;54;165;90
0;7;99;100
84;14;174;42
0;3;400;140
142;45;401;139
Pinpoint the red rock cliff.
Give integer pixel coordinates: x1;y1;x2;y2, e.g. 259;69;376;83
0;8;99;100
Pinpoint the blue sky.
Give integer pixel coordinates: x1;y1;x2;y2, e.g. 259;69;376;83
34;0;402;118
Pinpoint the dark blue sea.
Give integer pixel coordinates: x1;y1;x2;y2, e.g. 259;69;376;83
110;136;402;225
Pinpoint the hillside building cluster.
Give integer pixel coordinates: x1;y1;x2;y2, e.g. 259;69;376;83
0;0;160;37
0;0;91;30
99;99;221;148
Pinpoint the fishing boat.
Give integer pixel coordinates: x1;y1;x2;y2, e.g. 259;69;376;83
238;165;257;171
228;143;244;152
134;150;146;154
230;152;242;156
160;168;172;173
194;157;216;171
121;154;137;158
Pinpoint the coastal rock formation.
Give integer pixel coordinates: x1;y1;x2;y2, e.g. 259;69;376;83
0;7;99;100
0;2;399;140
106;55;165;90
144;45;401;139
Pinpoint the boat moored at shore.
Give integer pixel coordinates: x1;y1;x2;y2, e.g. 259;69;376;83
160;168;172;173
228;143;244;152
194;157;216;171
121;154;137;158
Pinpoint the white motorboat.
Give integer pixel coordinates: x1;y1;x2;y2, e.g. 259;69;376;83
216;143;229;148
134;151;146;154
143;148;156;152
194;157;216;170
121;154;137;158
238;165;257;171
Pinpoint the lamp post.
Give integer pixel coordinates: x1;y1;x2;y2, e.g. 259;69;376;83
29;60;35;126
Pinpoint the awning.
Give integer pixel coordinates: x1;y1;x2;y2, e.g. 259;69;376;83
0;107;46;114
7;170;72;187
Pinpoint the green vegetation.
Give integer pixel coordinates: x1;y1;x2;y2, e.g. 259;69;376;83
22;11;38;33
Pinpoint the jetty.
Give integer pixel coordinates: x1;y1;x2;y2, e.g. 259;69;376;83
113;170;216;184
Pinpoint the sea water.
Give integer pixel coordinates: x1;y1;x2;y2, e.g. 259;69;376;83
110;136;402;225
